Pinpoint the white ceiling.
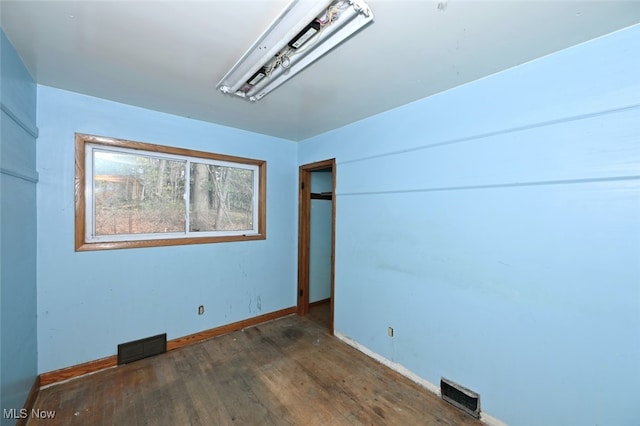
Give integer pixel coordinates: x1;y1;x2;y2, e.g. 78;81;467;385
2;1;640;141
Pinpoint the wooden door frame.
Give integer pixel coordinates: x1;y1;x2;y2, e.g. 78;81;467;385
297;159;336;334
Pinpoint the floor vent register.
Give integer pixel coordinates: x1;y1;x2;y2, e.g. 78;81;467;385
440;377;481;419
118;333;167;365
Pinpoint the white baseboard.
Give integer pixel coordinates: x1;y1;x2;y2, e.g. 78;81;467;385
334;331;507;426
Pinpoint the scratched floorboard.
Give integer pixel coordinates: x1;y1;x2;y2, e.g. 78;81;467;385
29;305;481;426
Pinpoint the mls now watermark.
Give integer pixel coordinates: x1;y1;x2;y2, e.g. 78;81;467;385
3;408;56;420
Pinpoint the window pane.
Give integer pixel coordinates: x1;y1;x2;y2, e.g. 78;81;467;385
189;163;255;232
94;150;186;235
77;133;266;251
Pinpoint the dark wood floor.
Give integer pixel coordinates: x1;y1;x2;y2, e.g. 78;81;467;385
29;304;481;425
307;300;332;330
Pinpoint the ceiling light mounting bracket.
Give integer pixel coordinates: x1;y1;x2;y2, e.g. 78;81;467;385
217;0;374;102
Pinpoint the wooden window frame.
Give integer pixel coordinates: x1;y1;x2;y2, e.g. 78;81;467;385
75;133;266;251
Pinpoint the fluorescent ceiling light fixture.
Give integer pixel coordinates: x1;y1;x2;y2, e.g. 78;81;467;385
217;0;374;102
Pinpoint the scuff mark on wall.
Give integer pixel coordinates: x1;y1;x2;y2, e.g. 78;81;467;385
246;289;262;313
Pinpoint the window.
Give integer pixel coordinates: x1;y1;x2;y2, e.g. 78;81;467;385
75;133;266;251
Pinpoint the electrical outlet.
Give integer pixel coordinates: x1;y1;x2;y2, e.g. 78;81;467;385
388;326;394;337
198;305;204;315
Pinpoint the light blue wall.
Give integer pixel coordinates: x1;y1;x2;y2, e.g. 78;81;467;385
299;24;640;426
0;30;38;424
309;171;332;303
36;86;298;373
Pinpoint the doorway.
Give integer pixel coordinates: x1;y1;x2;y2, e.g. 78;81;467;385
297;159;335;334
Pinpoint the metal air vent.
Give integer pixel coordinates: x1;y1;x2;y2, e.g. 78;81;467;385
440;377;481;419
117;333;167;365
